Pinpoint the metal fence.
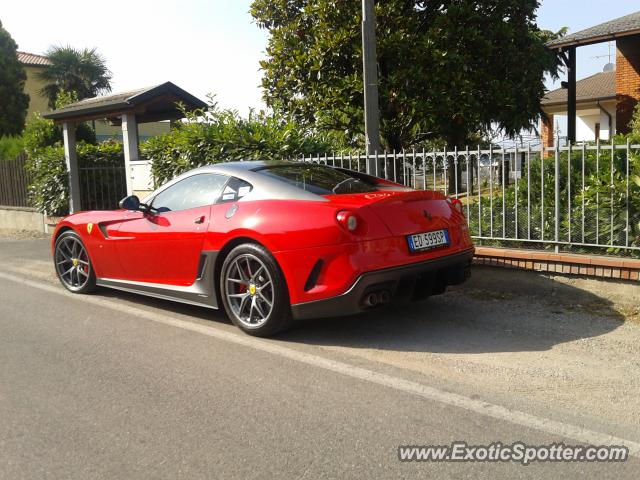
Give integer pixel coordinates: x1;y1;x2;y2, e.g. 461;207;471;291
79;165;127;211
0;153;31;207
0;157;126;212
296;140;640;256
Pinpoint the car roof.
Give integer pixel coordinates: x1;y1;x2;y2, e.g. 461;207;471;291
194;160;305;174
147;160;331;203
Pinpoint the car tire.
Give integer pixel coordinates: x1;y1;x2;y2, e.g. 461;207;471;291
53;230;97;294
220;243;292;337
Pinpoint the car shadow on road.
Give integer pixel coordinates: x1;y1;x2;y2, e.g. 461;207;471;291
93;288;233;325
92;273;626;355
278;277;627;354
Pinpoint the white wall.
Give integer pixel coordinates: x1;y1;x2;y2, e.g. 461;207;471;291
576;114;599;142
598;102;616;140
552;101;616;142
0;207;46;233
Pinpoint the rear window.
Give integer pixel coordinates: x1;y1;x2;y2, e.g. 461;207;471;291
257;164;377;195
219;177;253;203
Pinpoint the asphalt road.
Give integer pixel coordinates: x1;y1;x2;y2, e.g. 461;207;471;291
1;237;639;479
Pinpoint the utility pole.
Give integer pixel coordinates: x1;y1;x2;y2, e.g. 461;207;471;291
362;0;381;174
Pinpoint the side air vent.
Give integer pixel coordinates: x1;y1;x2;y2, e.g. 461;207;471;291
196;254;208;280
98;223;109;238
304;259;324;292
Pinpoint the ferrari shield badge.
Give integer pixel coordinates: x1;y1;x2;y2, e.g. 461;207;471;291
87;223;93;234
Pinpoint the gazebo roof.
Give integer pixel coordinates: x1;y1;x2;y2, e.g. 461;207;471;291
43;81;207;124
547;10;640;49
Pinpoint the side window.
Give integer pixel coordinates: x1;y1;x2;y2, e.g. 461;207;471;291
152;173;228;212
218;177;253;203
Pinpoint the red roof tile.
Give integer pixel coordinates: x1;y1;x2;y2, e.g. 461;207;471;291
17;51;51;66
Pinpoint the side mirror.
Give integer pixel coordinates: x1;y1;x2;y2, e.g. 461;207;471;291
119;195;141;211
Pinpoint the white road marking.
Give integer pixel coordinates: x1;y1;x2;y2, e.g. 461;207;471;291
2;270;640;458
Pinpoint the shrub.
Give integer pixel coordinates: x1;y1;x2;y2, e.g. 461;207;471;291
0;135;24;159
467;145;640;257
22;112;95;158
78;140;123;166
23;93;96;158
26;144;68;215
141;100;336;185
23;113;60;157
629;103;640;143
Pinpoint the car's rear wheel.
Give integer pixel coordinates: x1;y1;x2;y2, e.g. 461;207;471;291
220;243;292;336
54;230;96;293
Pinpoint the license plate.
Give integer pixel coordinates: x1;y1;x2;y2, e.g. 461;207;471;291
407;229;449;252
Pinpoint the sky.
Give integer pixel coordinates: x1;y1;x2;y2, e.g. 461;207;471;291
1;0;269;114
2;0;640;117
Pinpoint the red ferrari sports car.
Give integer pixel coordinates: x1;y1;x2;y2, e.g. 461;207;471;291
52;161;474;336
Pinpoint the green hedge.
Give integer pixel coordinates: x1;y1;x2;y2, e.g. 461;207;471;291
141;104;335;186
0;135;24;159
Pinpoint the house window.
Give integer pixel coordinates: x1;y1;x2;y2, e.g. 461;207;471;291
595;122;600;140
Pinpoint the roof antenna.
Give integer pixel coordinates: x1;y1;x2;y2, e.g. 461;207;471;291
591;41;615;72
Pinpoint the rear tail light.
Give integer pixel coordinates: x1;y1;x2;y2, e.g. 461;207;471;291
336;210;360;232
447;198;464;214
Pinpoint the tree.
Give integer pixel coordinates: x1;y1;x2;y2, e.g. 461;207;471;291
0;20;29;136
38;45;112;108
22;90;96;160
251;0;564;154
629;103;640;143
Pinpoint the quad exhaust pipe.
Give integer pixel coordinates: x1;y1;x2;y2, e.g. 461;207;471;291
363;290;391;308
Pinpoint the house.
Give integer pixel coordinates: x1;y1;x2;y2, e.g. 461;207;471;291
17;51;170;142
541;10;640;146
17;51;51;120
541;69;616;143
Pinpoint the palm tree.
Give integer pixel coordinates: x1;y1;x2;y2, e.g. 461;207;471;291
38;46;112;108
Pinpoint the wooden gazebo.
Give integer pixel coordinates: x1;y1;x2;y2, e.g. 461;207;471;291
44;82;206;213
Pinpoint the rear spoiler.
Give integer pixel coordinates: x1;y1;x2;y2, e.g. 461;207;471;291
365;189;445;205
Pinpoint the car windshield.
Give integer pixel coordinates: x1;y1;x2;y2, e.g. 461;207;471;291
257;165;377;195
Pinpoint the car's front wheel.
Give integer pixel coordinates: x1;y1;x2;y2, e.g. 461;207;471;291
54;230;97;293
220;243;292;336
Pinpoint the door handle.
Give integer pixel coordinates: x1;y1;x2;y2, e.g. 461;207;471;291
194;216;205;224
